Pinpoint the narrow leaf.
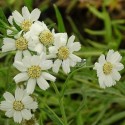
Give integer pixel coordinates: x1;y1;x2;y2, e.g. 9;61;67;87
54;4;66;32
42;105;64;125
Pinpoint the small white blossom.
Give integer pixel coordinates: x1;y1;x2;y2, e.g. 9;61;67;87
24;21;54;54
12;6;41;32
0;88;38;123
13;53;56;94
2;34;35;61
94;50;124;88
49;33;81;74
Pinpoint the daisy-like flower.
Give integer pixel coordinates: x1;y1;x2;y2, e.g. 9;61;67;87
0;88;38;123
48;33;81;74
24;21;54;54
93;50;124;88
12;6;41;32
2;34;35;61
13;53;56;94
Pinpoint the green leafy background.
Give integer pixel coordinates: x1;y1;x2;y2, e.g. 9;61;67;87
0;0;125;125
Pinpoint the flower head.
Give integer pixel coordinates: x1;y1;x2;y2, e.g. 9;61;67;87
13;53;56;94
2;34;35;61
24;22;54;54
49;33;81;74
12;6;41;32
93;50;124;88
0;88;38;123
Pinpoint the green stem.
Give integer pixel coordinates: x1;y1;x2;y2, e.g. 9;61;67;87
52;82;68;125
59;97;68;125
61;65;93;98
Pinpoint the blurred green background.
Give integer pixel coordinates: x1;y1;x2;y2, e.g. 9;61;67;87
1;0;125;125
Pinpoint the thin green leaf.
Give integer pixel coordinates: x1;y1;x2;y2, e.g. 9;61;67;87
0;8;8;24
53;4;66;32
87;5;104;19
12;19;21;31
42;105;64;125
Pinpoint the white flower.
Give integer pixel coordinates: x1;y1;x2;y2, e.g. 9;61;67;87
0;88;38;123
12;6;41;32
49;33;81;74
93;50;124;88
2;34;35;61
13;53;56;94
24;21;54;54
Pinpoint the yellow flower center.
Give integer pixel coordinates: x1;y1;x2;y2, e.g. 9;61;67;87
103;62;113;75
28;65;41;78
21;20;32;32
13;101;24;111
15;37;28;50
39;30;54;46
58;46;69;60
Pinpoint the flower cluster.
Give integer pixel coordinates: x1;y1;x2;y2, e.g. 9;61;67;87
0;6;82;124
0;6;124;125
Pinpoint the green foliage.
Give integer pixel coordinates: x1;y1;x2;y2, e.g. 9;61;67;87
54;4;66;32
0;0;125;125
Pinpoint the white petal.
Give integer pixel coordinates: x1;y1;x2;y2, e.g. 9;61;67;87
37;76;50;90
98;77;105;88
69;42;81;52
23;50;31;58
35;43;43;54
112;69;121;81
13;61;27;72
110;51;122;63
2;38;16;52
41;60;53;70
22;96;33;105
8;16;13;25
2;44;16;52
104;75;113;87
67;35;75;47
30;8;41;21
54;33;67;47
26;78;36;94
0;101;13;110
5;109;14;118
42;72;56;82
21;109;32;120
14;72;29;83
3;92;15;102
106;49;114;61
69;54;81;62
46;54;57;59
114;63;124;71
52;59;62;73
14;51;23;62
62;59;70;74
14;111;23;123
12;10;24;24
49;46;58;54
3;38;15;44
25;102;38;110
31;55;41;65
98;54;106;64
22;6;30;19
22;56;32;68
15;88;25;101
